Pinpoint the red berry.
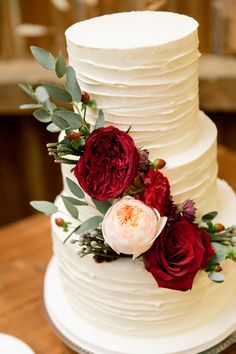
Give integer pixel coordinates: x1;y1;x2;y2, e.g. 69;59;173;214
214;265;223;272
55;218;64;227
68;131;82;141
81;91;90;103
153;158;166;170
214;223;225;232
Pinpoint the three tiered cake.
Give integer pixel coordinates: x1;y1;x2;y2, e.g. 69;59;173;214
24;11;236;354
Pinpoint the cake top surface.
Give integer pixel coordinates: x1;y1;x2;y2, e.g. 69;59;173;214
65;11;198;49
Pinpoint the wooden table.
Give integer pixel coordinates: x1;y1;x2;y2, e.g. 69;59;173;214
0;145;236;354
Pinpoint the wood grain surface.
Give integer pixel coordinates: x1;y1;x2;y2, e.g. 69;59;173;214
0;145;236;354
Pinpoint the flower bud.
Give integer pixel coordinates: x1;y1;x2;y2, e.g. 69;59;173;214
68;131;82;141
213;223;225;232
55;217;64;227
81;91;90;103
214;265;223;272
153;158;166;170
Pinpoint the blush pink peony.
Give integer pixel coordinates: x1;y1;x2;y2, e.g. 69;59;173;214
102;197;167;259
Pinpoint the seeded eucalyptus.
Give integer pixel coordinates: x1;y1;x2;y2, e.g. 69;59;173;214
70;227;119;262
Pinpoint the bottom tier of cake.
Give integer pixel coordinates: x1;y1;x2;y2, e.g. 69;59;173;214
51;179;236;338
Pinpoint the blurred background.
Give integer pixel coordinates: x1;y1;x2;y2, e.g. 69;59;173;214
0;0;236;226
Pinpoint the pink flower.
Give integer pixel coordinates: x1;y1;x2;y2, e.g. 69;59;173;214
102;197;167;259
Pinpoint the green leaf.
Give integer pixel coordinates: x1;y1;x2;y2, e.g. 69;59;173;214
61;195;87;206
94;109;105;129
54;109;83;129
35;86;49;102
55;52;67;78
30;46;55;70
208;271;225;283
47;122;62;132
61;195;78;219
202;211;218;222
43;99;57;114
30;200;58;215
75;215;103;235
33;109;52;123
66;177;85;199
92;199;112;214
43;83;72;102
52;115;69;129
66;66;81;102
19;83;35;100
20;103;42;110
211;242;228;262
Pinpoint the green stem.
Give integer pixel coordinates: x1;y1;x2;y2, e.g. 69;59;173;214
63;224;80;244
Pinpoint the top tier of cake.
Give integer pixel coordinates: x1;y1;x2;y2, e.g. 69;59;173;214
65;11;218;215
66;12;200;159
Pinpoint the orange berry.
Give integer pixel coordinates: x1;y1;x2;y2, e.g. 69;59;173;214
81;91;90;103
55;218;64;227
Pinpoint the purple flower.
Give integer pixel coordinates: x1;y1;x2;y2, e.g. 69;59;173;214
138;149;150;171
179;199;197;222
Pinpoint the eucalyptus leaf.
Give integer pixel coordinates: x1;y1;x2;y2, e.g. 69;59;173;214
66;66;81;102
33;109;52;123
211;242;228;262
75;216;103;235
94;109;105;129
43;99;57;114
208;271;225;283
30;200;58;215
52;115;69;129
66;177;85;199
35;86;49;102
92;199;112;214
61;195;78;219
55;52;67;78
54;109;83;129
19;83;35;100
43;83;72;102
30;46;55;70
202;211;218;222
61;195;87;206
20;103;42;110
47;122;62;132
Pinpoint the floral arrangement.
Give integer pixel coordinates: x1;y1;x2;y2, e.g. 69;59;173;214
21;47;236;292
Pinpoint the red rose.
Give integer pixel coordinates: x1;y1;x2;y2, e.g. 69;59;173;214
143;220;214;291
136;168;171;216
74;126;140;200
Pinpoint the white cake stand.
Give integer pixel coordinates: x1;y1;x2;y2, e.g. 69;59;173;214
44;257;236;354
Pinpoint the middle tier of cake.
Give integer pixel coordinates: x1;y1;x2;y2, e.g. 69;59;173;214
61;111;217;216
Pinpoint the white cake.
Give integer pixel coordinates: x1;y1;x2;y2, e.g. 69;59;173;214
51;11;236;347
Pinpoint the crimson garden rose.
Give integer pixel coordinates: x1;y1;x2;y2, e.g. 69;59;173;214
74;126;140;200
136;168;171;216
143;220;214;291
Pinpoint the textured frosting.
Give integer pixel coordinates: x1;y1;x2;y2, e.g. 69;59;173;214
52;180;236;337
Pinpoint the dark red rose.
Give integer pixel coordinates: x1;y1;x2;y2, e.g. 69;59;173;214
74;126;140;200
136;168;171;216
143;220;214;291
200;229;215;268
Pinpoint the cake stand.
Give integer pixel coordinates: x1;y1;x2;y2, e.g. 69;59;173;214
44;257;236;354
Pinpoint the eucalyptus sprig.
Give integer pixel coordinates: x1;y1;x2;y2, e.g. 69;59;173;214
19;46;101;163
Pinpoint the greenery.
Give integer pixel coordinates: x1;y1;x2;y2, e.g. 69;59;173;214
19;46;105;165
